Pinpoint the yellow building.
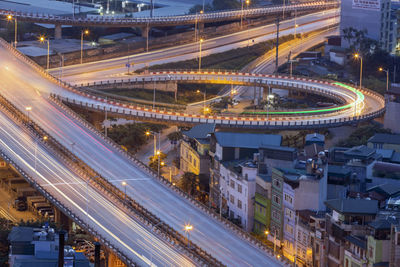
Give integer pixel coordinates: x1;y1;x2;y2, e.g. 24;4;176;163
180;124;215;175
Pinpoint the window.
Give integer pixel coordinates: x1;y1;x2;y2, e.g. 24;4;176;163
238;199;242;209
298;231;301;240
237;184;242;193
230;180;235;189
273;194;280;205
193;159;197;168
284;194;293;204
273;179;281;188
189;154;192;163
285;208;293;220
272;210;280;221
230;195;235;204
285;224;293;235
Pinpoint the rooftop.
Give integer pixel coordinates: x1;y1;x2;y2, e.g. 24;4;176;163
368;133;400;145
214;132;281;149
345;235;366;249
344;145;376;159
325;198;379;215
184;124;215;140
369;217;399;230
367;183;400;198
305;133;325;143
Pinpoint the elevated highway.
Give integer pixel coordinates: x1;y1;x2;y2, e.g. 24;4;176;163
0;40;285;266
0;1;337;27
56;9;339;84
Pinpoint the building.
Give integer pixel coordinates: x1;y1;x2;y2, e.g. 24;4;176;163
343;235;368;267
209;132;281;209
277;157;328;262
304;133;325;158
218;159;257;231
180;123;215;175
340;0;396;53
253;174;271;235
8;226;89;267
325;198;379;267
368;133;400;153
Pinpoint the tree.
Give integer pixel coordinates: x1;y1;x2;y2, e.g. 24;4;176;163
148;152;167;171
179;172;198;195
167;131;183;143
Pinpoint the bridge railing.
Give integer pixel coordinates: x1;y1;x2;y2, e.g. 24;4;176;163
0;92;223;266
49;95;292;266
0;1;338;25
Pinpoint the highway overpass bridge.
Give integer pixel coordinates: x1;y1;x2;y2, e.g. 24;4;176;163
0;39;287;266
0;1;338;38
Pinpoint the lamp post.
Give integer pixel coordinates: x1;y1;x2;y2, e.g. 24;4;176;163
241;0;250;29
265;229;279;256
184;224;193;248
25;106;32;121
7;15;17;48
198;38;204;72
196;89;207;115
354;53;363;117
81;29;89;64
379;67;389;91
39;36;50;70
145;130;159;158
122;181;127;202
34;135;48;173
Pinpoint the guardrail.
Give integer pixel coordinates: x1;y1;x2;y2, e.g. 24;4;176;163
48;96;291;266
0;96;138;266
0;1;338;27
0;93;223;266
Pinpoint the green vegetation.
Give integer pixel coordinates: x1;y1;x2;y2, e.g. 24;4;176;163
149;152;167;171
103;88;176;103
107;123;167;152
336;125;391;147
142;35;295;72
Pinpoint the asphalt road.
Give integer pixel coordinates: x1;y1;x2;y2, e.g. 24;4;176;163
52;9;339;84
0;41;283;266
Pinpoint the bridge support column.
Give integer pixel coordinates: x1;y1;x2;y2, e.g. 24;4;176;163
141;25;150;52
198;23;204;34
55;24;62;40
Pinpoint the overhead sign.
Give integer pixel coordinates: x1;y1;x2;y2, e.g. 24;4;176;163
352;0;381;11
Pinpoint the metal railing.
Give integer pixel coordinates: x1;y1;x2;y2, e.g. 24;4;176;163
0;1;338;26
0;93;223;266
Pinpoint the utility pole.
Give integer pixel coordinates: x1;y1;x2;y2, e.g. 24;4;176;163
275;17;280;74
150;0;154;18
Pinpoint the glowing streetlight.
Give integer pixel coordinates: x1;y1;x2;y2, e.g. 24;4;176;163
353;53;363;117
7;15;17;48
81;29;89;64
379;67;389;91
197;89;207;115
241;0;250;28
122;181;127;202
25;106;32;120
184;224;193;248
39;36;50;70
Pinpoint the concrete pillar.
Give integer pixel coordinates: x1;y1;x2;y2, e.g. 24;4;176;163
198;22;204;34
141;25;150;38
55;24;62;40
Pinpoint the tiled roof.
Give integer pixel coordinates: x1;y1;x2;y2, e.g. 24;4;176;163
183;124;215;139
368;133;400;145
325;199;379;214
214;132;281;148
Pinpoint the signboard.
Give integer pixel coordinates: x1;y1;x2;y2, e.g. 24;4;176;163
352;0;381;11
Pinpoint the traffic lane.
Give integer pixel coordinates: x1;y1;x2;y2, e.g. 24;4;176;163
63;17;337;84
0;111;194;267
54;9;337;78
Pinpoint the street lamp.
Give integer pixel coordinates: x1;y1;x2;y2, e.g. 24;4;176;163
145;130;159;159
7;15;17;48
39;36;50;70
354;53;363;117
196;89;207;115
241;0;250;29
81;29;89;64
34;135;48;172
184;224;193;248
25;106;32;120
198;38;204;72
379;67;389;91
122;181;127;202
